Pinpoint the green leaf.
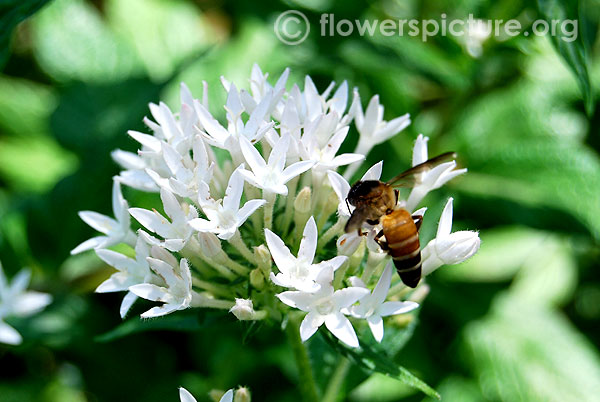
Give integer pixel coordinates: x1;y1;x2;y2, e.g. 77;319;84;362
105;0;212;81
463;295;600;401
95;310;222;342
536;0;595;114
0;0;50;68
320;331;440;399
30;0;143;83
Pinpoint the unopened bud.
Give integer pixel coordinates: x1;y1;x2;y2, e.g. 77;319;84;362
229;298;256;320
197;232;222;258
234;387;251;402
421;231;480;276
254;244;272;275
250;268;265;290
294;186;312;213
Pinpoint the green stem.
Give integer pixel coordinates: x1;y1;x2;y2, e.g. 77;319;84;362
282;176;300;235
286;314;320;402
322;356;351;402
229;231;258;265
263;190;277;231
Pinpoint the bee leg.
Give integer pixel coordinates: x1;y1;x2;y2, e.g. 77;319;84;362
357;229;369;237
395;189;399;204
412;214;423;231
375;230;389;250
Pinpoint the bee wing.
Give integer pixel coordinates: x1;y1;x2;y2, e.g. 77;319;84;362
386;152;457;188
344;205;370;233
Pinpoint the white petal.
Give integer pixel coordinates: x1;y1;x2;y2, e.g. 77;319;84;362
367;315;384;342
281;161;314;183
10;269;31;295
218;389;234;402
371;261;394;307
378;301;419;316
327;170;350;206
147;258;179;290
332;287;370;309
129;208;172;238
140;303;181;318
189;218;217;232
330;81;348;116
297;217;318;264
160;188;184;223
325;313;359;348
361;161;383;180
374;114;411;143
179;387;198;402
264;229;295;274
236;199;266;225
223;166;245;212
12;292;52;316
129;283;169;302
437;197;454;238
111;180;128;222
300;311;325;341
360;95;380;137
119;291;138;319
239;136;266;173
276;291;313;311
329;153;364;168
78;211;117;235
96;249;138;273
95;274;130;293
127;130;162;152
70;236;106;254
0;321;22;345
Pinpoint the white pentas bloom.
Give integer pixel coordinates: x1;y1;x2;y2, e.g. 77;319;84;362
129;247;194;318
239;134;314;195
77;64;478;354
405;134;467;211
266;217;346;292
179;388;235;402
95;235;156;318
129;188;198;251
421;198;480;276
190;165;265;240
277;266;369;348
0;261;52;345
71;180;136;254
345;262;419;342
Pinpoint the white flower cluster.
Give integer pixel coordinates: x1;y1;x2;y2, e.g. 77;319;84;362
73;65;480;347
0;261;52;345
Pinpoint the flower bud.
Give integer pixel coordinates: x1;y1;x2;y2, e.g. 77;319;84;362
197;232;222;258
254;244;272;275
421;231;480;276
294;186;312;213
229;298;256;320
234;387;251;402
250;268;265;290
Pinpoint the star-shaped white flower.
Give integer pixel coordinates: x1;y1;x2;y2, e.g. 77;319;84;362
71;180;136;254
95;235;157;318
0;261;52;345
146;136;214;199
239;134;314;195
405;135;466;211
351;91;411;156
129;188;198;251
421;198;480;276
129;249;193;318
266;217;347;292
345;262;419;342
277;269;369;347
189;165;266;240
179;388;233;402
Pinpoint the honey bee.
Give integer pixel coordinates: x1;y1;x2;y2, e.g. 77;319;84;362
345;152;457;288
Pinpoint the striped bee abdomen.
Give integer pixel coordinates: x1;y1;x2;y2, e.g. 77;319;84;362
381;209;421;288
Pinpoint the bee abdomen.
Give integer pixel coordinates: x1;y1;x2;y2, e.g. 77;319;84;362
392;250;422;289
382;211;422;288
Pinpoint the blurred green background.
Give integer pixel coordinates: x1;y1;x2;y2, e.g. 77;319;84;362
1;0;599;401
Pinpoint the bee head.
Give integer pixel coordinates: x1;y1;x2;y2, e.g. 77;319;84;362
347;180;382;206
